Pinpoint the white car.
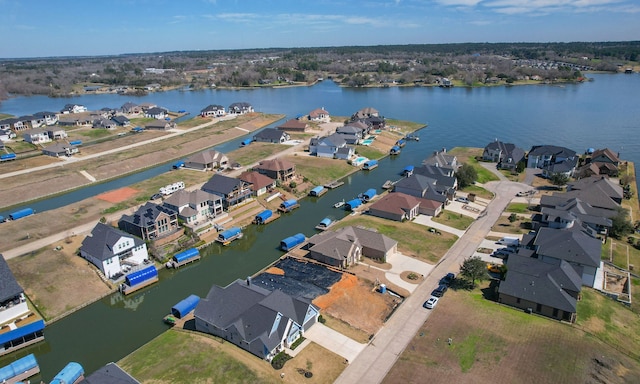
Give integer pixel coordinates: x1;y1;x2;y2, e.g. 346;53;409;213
455;197;469;204
423;296;439;309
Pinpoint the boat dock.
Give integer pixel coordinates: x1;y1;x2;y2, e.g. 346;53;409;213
324;180;345;189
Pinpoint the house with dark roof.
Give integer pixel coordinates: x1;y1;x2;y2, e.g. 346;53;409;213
537;196;614;238
118;202;179;241
308;107;330;122
200;104;226;118
0;118;26;132
351;107;379;120
239;171;276;196
541;156;578;179
80;223;149;279
368;192;420;222
531;227;602;287
121;102;140;114
144;107;168;119
228;102;253;115
422;149;458;177
309;133;350;158
61;104;87;114
566;176;623;206
0;255;29;325
93;118;117;130
526;145;577;169
33;111;58;126
393;174;448;205
498;254;582;323
413;165;458;192
81;362;140;384
306;226;398;266
201;174;253;208
145;120;176;130
255;158;295;182
42;142;79;157
253;128;290;144
184;150;229;171
335;125;363;145
111;115;131;127
482;140;525;171
590;148;620;166
162;190;224;226
194;279;319;361
277;119;308;133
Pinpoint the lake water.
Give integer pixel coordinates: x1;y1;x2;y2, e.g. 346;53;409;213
1;74;639;379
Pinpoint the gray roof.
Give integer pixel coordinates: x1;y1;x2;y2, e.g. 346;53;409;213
498;254;582;313
394;173;437;194
111;115;130;125
80;223;144;262
202;174;247;195
254;128;286;141
422;150;456;169
308;226;397;259
0;254;24;302
413;165;457;187
567;176;623;200
528;145;576;159
201;104;225;113
163;189;221;211
542;157;577;173
120;202;176;228
185;150;228;166
533;227;602;268
484;141;525;162
81;362;140;384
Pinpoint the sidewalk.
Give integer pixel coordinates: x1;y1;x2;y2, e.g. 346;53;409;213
304;322;366;362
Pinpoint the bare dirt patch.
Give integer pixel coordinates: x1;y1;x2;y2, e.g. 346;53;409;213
264;266;285;275
313;274;400;336
97;187;140;203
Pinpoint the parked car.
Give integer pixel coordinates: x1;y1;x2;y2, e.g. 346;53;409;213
491;249;511;258
431;284;448;297
487;263;502;273
423;296;439;309
150;193;163;200
516;190;536;197
440;272;456;286
455;196;470;204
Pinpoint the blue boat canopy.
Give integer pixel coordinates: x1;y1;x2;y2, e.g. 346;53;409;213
173;248;199;263
125;265;158;287
362;188;377;199
346;198;362;210
404;165;414;172
0;320;45;345
171;294;200;318
51;362;84;384
280;233;306;251
390;145;401;153
310;186;324;195
255;209;273;223
219;226;242;240
173;161;185;169
319;218;332;226
280;199;298;209
0;353;38;382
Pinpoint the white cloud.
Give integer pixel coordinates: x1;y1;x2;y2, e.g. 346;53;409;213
214;13;260;22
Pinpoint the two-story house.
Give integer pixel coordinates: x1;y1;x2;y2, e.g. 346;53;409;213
118;202;179;241
162;190;224;226
255;158;295;182
200;105;226;118
201;174;253;208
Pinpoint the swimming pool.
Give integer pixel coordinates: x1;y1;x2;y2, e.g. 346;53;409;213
361;139;374;146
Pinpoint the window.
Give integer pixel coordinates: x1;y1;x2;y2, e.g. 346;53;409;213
552;308;559;317
516;298;521;304
536;304;542;312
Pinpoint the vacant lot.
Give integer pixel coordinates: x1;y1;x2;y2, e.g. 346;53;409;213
384;284;640;384
119;329;346;384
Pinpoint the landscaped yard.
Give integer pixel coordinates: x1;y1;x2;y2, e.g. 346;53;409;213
490;213;532;235
286;155;355;186
448;147;500;184
232;143;288;166
333;215;457;263
431;211;475;231
384;283;640;384
119;329;346;384
460;184;494;200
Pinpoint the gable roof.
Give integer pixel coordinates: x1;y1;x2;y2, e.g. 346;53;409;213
202;174;247;195
239;171;275;190
257;158;295;172
528;145;576;159
309;108;329;118
278;119;307;130
498;254;581;313
0;254;24;302
422;149;456;169
81;223;144;262
369;192;421;216
163;189;220;209
185;150;227;165
121;202;176;227
254;128;287;141
308;226;397;259
567;176;623;200
81;362;140;384
201;104;225;113
590;148;619;163
394;173;437;193
533;227;602;268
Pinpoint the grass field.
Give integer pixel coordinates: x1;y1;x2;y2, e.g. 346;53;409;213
231;143;288;166
286;155;355;186
432;211;475;231
333;215;457;263
384;284;640;384
448;147;500;184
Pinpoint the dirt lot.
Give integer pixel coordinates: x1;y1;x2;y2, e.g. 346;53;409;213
313;274;401;337
6;235;113;321
383;284;640;384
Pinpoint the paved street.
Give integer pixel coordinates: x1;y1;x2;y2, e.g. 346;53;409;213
334;179;527;384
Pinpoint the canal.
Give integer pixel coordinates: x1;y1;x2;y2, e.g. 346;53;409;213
1;74;640;379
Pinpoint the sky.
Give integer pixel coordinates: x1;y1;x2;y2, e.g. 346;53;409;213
1;0;639;58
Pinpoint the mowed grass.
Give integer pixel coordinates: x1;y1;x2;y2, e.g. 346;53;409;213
232;143;288;166
286;155;355;186
119;329;346;384
431;211;475;231
333;215;457;263
384;285;640;384
354;145;386;161
504;202;532;213
448;147;499;184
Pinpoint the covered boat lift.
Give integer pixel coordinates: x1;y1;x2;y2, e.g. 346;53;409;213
360;188;377;202
309;186;327;197
280;233;306;251
168;248;200;268
216;226;243;245
345;198;362;211
120;265;159;295
254;209;276;225
278;199;300;213
171;294;200;319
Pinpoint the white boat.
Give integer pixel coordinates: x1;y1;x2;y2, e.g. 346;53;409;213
333;199;345;208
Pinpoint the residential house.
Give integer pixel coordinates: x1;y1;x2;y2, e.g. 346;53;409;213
309;133;349;158
537;196;614;237
413;165;458;194
364;115;386;130
351;107;379;120
498;254;582;323
81;362;141;384
0;129;16;142
111;115;131;127
145;120;176;130
345;120;370;136
33;111;58;126
144;107;168;119
253;128;290;144
335;125;363;145
228;102;254;115
58;113;93;126
184;150;229;171
393;174;448;206
335;146;355;160
368;192;421;222
482;140;526;171
47;128;68;140
121;102;140;114
0;255;29;325
308;107;330;122
118;202;179;241
255;158;295;182
529;227;602;287
200;105;226;117
42;142;79;157
557;176;623;211
527;145;577;169
589;148;620;167
422;148;458;176
201;174;253;208
194;279;319;361
93;119;117;130
239;171;276;196
162;190;224;226
277;119;308;133
0;118;27;132
22;129;52;144
60;104;87;114
138;102;157;111
306;226;397;266
80;223;149;279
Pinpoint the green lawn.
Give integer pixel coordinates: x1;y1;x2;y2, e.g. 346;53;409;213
4;141;37;153
354;145;385;160
232;143;288;166
431;211;475;231
287;155;354;186
504;202;532;213
73;129;114;139
460;184;494;200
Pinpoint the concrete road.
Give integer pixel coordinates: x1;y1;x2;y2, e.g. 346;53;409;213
334;179;524;384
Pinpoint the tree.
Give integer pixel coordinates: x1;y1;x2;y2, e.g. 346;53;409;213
508;213;518;223
549;173;569;187
455;163;477;189
459;256;488;288
610;207;634;239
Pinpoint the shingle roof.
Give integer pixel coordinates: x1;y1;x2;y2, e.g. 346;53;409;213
185;150;227;165
369;192;420;216
81;362;140;384
533;227;602;268
239;171;275;190
202;174;246;195
120;202;176;227
277;119;307;130
257;158;294;172
80;223;144;262
254;128;287;141
0;254;23;302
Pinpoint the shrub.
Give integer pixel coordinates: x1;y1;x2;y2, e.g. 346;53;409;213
271;352;292;370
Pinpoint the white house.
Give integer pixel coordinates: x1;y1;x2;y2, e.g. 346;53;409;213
80;223;149;279
0;255;29;325
23;129;52;144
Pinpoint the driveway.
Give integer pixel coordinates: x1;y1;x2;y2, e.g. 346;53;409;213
384;252;435;293
304;322;366;362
